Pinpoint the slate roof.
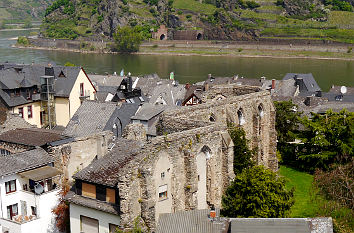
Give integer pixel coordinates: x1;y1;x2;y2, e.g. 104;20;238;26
157;209;228;233
0;128;68;146
64;101;139;138
66;190;120;215
0;113;34;134
63;101;119;138
0;148;54;176
73;139;144;187
104;102;140;132
262;79;297;97
149;83;186;106
229;218;333;233
283;73;321;93
131;103;167;121
328;85;354;95
0;64;93;107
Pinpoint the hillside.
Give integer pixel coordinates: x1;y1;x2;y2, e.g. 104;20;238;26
0;0;53;24
41;0;354;43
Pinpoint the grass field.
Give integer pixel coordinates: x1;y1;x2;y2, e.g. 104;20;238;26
279;166;320;217
173;0;216;15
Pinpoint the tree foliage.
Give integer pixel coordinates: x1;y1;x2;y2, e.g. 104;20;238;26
314;159;354;210
221;166;295;218
228;124;255;174
52;180;70;232
297;109;354;171
113;26;143;53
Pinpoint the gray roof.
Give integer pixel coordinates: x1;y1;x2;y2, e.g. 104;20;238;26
0;148;54;176
149;83;186;106
229;218;333;233
88;74;124;88
131;103;167;121
104;103;140;132
262;79;297;97
66;190;119;215
63;101;119;138
0;64;93;107
157;209;228;233
283;73;321;93
73;138;144;187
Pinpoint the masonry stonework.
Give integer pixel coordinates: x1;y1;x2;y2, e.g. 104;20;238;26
114;85;277;231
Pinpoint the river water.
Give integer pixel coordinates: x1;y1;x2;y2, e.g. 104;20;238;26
0;30;353;90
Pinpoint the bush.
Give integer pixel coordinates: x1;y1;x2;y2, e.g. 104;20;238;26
245;1;260;9
221;166;295;218
113;26;143;53
17;36;30;46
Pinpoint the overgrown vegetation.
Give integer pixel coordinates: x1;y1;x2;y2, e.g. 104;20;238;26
275;101;354;231
222;166;295;218
52;180;70;232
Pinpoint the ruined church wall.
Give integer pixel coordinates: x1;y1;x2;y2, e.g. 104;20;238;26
158;91;278;171
117;124;234;231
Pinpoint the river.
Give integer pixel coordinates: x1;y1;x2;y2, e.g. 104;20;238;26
0;29;353;90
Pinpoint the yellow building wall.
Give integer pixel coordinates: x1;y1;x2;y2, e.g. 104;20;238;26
12;102;41;128
55;97;70;127
69;69;96;119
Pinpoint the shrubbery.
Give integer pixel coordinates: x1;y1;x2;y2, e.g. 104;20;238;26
17;36;30;46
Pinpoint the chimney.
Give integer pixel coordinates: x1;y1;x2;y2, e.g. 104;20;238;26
260;76;266;82
304;96;312;106
208;74;212;80
45;67;54;76
185;83;191;90
271;79;276;89
209;206;216;219
315;90;322;97
127;76;133;92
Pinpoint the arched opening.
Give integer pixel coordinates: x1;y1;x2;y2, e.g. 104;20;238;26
196;145;212;209
196;33;202;40
209;114;216;122
258;104;264;118
160;34;166;40
237;109;245;126
201;145;211;160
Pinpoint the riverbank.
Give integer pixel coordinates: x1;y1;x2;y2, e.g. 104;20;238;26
14;39;354;61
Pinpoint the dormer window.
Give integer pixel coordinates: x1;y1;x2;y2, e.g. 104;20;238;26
58;71;66;78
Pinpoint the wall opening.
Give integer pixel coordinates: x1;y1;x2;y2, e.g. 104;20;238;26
160;34;166;40
196;33;202;40
237;109;245;126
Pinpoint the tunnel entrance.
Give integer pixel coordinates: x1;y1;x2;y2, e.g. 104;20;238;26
197;33;202;40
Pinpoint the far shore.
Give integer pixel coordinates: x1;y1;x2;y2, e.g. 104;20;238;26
14;40;354;61
0;28;40;32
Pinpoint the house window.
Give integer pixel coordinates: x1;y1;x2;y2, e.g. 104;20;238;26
80;83;84;96
26;90;32;100
18;107;24;118
161;172;165;179
7;204;18;220
0;149;11;156
31;206;37;217
158;184;168;201
15;89;20;96
5;180;16;194
109;223;119;233
27;106;33;119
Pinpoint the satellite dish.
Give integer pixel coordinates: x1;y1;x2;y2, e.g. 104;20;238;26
34;184;44;195
340;86;347;94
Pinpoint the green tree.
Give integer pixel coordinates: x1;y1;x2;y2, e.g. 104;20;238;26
297;109;354;171
113;26;143;53
221;166;295;218
23;19;32;29
228;124;255;174
274;100;302;165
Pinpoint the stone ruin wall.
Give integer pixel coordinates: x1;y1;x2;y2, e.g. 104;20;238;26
48;131;114;182
117;124;234;231
158;89;278;171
